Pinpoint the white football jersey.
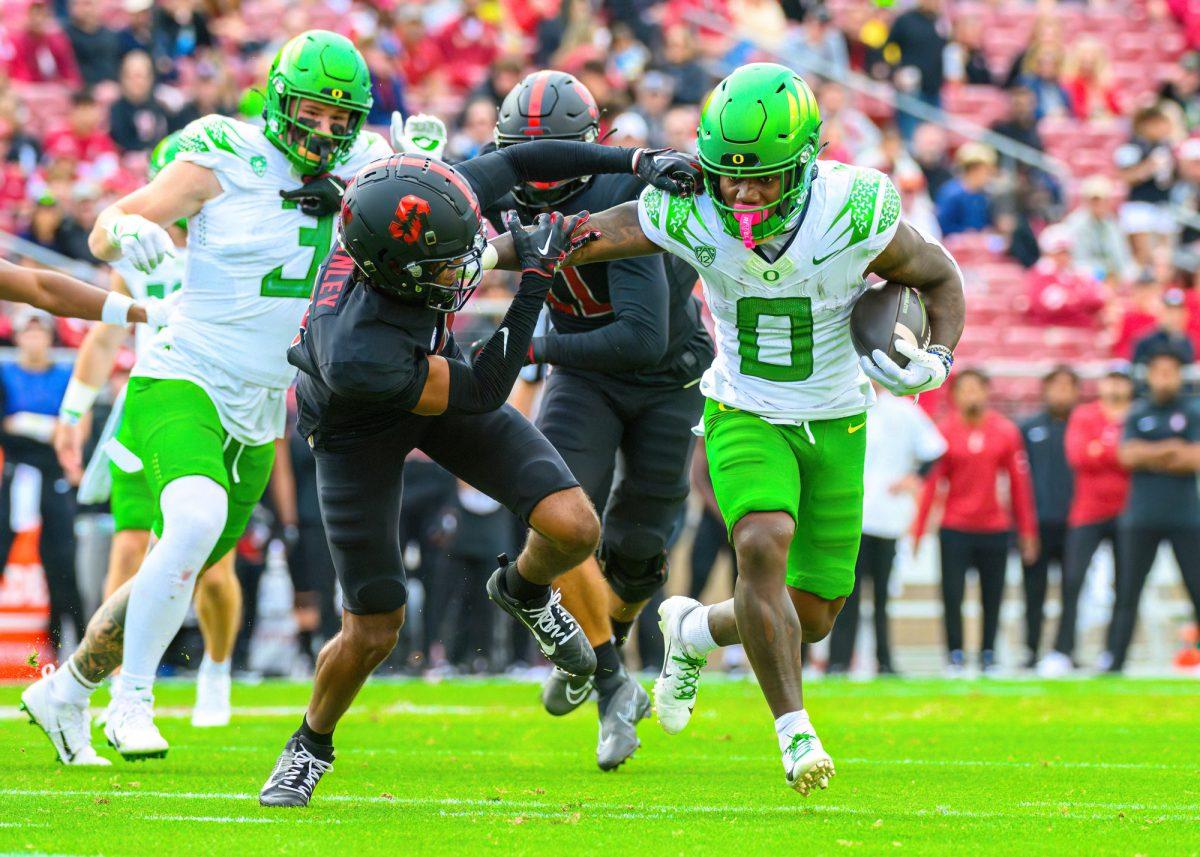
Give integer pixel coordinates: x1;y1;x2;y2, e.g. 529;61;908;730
133;114;392;445
638;161;901;423
113;251;186;361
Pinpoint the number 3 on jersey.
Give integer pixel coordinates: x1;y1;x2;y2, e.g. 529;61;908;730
736;296;814;382
260;199;334;298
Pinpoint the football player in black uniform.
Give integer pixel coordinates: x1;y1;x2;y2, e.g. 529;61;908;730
484;71;714;771
258;141;701;807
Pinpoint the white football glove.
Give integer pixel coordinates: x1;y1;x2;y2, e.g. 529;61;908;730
860;339;949;397
106;214;174;274
140;288;182;329
391;111;448;160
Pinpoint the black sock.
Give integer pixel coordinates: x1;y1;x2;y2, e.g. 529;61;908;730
297;630;316;666
611;618;634;648
594;641;624;695
504;560;550;604
297;716;334;753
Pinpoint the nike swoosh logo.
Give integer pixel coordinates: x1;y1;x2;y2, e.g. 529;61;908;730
848;422;866;434
538;234;554;255
564;681;592;705
812;248;847;266
538;639;557;657
498;327;509;356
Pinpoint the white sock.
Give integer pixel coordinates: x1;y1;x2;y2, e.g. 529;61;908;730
49;661;97;708
679;603;718;656
199;653;230;677
775;709;813;752
119;476;228;698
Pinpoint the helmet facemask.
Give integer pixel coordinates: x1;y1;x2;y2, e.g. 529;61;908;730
269;89;366;175
354;227;486;314
703;135;822;247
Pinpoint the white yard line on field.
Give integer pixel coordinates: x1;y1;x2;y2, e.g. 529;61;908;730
1;789;1195;823
176;743;1200;773
0;701;492;722
140;815;340;825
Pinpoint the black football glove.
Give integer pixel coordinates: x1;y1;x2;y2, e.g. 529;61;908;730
632;147;703;196
279;173;347;217
503;209;598;285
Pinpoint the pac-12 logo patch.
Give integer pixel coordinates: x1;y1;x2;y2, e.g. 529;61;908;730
389;194;431;243
694;244;716;266
250;155;267;177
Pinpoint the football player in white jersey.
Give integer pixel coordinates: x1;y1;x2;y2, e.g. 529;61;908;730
52;132;242;729
21;30;392;766
488;63;966;793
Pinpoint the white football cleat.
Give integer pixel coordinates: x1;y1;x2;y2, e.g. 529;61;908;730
19;670;110;766
192;668;232;727
783;730;835;796
104;691;169;760
653;596;709;735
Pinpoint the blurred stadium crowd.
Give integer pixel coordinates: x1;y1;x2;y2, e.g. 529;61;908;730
2;0;1200;678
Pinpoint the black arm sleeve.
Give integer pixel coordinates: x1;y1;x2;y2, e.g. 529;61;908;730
444;275;548;414
533;254;670;371
457;142;637;211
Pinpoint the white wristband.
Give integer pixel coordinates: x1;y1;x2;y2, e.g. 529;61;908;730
59;378;101;425
101;291;135;325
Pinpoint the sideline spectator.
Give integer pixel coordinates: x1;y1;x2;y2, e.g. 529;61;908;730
630;71;674;147
914;369;1038;676
64;0;123;85
446;95;497;162
659;25;710;107
818;79;881;161
5;0;83;85
1062;176;1138;284
943;15;992;86
1023;225;1107;328
1002;14;1061;90
0;309;80;657
990;86;1043;158
1020;367;1079;668
1160;52;1200;130
1108;348;1200;672
1042;364;1134;677
784;7;849;81
936;143;996;236
1062;38;1123;121
911;123;953;199
827;383;946;677
1132;288;1196;365
1116;105;1178;266
434;0;500;94
42;89;118;177
1111;276;1167;361
887;0;948;139
1015;42;1072;119
108;50;170;152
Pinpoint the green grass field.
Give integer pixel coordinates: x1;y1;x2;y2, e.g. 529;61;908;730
2;677;1198;855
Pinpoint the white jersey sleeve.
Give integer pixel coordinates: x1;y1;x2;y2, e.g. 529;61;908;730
639;162;903;423
174;114;265;193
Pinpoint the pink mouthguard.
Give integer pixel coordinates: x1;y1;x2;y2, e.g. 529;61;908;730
733;204;767;249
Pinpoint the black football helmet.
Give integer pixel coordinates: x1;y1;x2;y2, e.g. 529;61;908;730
338;154;485;313
495;70;601;209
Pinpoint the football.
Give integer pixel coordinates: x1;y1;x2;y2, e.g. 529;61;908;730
851;283;931;370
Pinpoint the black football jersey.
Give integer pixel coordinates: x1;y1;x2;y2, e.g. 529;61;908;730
485;173;713;386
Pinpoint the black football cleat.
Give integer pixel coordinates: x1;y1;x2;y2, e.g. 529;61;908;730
487;556;596;677
259;735;334;807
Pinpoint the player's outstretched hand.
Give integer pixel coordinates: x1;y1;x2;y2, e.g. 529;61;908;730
632;147;703;196
106;214;174;274
279;174;347;217
859;339;949;397
504;209;596;283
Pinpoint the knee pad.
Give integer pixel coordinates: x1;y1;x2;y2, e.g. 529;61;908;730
349;578;409;614
600;546;668;604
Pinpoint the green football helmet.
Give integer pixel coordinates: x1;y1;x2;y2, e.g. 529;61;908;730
697;63;822;245
148;131;187;229
263;30;373;175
